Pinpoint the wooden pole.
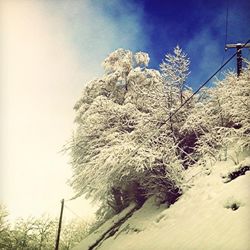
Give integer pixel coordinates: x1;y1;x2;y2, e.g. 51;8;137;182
236;45;242;76
225;42;250;77
55;199;64;250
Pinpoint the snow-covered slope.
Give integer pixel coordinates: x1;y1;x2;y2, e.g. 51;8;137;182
73;156;250;250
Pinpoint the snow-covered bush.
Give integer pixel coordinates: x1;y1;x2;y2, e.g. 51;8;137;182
183;61;250;166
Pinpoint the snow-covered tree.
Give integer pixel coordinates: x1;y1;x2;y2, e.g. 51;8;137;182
158;46;195;166
67;49;184;214
160;45;190;106
0;209;89;250
0;205;12;249
134;51;150;68
60;219;89;250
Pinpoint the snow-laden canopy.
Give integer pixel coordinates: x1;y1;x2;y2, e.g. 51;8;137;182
67;47;250;217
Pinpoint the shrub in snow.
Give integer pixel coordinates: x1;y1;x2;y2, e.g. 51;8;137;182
224;196;244;211
222;157;250;183
183;61;250;167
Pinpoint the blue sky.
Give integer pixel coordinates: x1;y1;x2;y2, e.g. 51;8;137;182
44;0;250;88
96;0;250;87
136;0;250;86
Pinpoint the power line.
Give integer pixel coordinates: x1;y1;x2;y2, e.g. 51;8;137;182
219;0;229;77
113;39;250;174
242;47;250;61
64;204;86;221
224;0;229;49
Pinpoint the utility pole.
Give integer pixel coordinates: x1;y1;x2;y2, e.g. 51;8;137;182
225;42;250;76
55;199;64;250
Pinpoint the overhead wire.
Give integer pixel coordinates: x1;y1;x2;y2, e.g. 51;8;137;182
64;203;86;221
219;0;229;77
246;48;250;60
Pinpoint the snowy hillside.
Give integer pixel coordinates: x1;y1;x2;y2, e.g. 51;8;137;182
73;155;250;250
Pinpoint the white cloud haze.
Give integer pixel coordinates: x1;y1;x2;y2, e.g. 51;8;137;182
0;0;147;221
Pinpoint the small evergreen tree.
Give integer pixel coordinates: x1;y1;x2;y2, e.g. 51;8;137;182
160;45;190;106
159;46;194;166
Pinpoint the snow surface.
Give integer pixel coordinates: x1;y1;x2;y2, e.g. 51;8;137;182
73;155;250;250
72;204;137;250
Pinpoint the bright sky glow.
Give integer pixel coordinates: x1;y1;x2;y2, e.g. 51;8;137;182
1;0;93;222
0;0;146;222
